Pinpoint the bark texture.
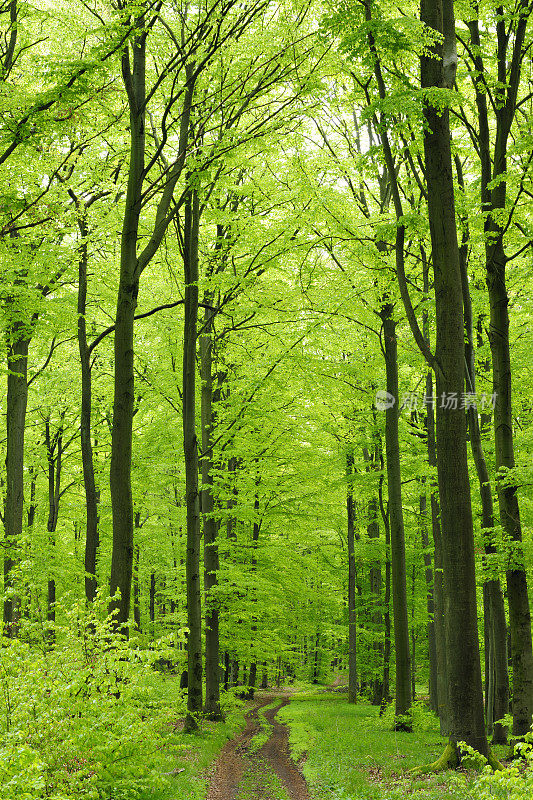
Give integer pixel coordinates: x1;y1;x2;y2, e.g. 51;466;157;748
76;206;100;604
201;294;223;720
380;306;411;723
108;30;146;631
467;6;533;739
420;0;488;757
346;450;358;703
183;187;202;732
3;327;29;635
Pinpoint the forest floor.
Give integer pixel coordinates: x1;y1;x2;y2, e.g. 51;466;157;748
163;680;524;800
204;692;310;800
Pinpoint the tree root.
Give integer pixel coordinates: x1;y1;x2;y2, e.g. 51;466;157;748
410;742;503;774
410;743;458;774
487;752;503;771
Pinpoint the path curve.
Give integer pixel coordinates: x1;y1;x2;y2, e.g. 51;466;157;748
205;693;309;800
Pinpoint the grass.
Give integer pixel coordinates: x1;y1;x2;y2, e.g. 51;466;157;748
277;691;509;800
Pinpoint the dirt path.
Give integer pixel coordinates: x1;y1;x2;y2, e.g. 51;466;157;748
205;694;310;800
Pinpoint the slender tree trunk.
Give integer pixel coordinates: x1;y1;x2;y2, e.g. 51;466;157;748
45;417;63;644
489;585;510;743
133;544;141;632
420;0;488;758
422;254;448;734
312;629;320;684
149;572;156;626
109;33;146;632
488;244;533;739
363;443;384;702
249;662;257;693
382;532;391;710
224;651;230;691
247;486;262;700
201;294;223;720
381;306;411;725
346;449;358;703
411;563;416;702
3;328;29;636
183;186;202;732
428;381;448;736
458;209;509;745
378;476;391;712
367;492;383;704
468;8;533;740
76;206;100;604
420;489;438;713
231;658;240;688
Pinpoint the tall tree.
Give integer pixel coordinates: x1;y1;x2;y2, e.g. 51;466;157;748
182;185;202;732
108;2;196;629
418;0;488;760
463;2;533;739
346;448;358;703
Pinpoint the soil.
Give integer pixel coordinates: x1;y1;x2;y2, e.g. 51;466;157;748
205;693;310;800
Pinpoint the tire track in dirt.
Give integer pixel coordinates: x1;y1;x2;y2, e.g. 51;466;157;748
205;695;276;800
205;693;309;800
257;698;309;800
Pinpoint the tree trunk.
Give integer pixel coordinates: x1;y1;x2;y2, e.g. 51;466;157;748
411;563;416;702
367;491;383;705
420;0;488;758
183;186;202;732
458;209;509;745
378;477;392;712
45;417;63;644
224;651;230;691
422;255;449;734
109;33;146;633
150;572;156;626
246;487;262;700
381;306;411;725
249;662;257;694
201;294;223;719
133;544;141;632
420;489;438;714
76;205;100;604
467;7;533;740
3;328;29;636
488;247;533;738
489;582;510;744
428;393;449;736
346;449;358;703
312;629;320;683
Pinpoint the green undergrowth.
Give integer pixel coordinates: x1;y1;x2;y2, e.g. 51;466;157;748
0;604;246;800
279;692;523;800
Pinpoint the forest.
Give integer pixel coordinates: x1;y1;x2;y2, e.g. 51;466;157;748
1;0;533;798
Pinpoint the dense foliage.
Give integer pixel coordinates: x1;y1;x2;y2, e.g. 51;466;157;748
1;0;533;796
